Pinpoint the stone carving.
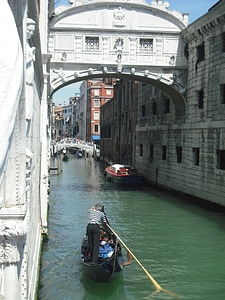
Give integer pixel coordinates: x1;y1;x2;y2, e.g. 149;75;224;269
169;55;175;65
117;64;123;73
113;7;125;21
102;66;108;73
26;148;33;202
61;51;67;61
26;18;36;136
113;7;126;27
52;68;67;83
151;1;169;10
169;71;186;94
0;222;26;264
114;38;124;63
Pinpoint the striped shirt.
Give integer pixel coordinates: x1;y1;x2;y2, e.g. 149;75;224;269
88;208;106;225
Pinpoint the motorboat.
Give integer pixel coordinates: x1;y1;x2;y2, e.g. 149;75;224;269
104;163;144;185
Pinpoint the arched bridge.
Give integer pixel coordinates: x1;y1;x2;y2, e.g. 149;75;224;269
52;139;99;157
49;0;188;113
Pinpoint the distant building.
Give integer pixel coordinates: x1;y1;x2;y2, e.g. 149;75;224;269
76;81;88;140
53;105;63;140
100;79;139;165
63;99;74;137
80;78;115;144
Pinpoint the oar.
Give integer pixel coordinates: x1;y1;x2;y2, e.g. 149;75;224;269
107;224;180;298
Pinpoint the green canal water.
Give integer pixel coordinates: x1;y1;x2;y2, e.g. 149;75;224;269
38;157;225;300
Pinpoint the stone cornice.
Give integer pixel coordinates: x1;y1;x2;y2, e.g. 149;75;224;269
182;10;225;43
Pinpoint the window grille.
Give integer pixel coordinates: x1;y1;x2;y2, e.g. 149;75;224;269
85;36;99;51
221;32;225;52
139;39;153;52
192;148;200;166
220;84;225;104
197;43;205;62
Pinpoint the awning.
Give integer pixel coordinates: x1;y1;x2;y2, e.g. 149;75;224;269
92;135;100;140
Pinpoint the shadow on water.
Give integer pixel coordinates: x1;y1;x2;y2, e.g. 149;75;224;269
80;271;126;300
39;158;225;300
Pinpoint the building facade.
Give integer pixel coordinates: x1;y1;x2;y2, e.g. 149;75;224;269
83;79;115;143
100;79;139;165
52;105;64;140
100;0;225;207
0;0;51;299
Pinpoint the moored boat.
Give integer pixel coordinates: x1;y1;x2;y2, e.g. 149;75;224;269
62;148;69;161
104;163;144;185
76;150;83;158
81;225;124;282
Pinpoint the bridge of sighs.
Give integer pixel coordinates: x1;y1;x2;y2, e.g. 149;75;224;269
49;0;188;113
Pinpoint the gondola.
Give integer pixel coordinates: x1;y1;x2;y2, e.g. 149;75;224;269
81;224;124;282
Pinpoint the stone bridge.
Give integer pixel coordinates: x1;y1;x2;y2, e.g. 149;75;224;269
52;140;99;157
49;0;188;113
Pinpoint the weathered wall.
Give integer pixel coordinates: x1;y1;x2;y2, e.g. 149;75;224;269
0;1;50;299
135;2;225;207
101;1;225;207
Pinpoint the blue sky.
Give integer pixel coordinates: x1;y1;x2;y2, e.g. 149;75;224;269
53;0;217;105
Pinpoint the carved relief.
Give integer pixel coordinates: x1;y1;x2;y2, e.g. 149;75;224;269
114;38;124;63
114;7;125;20
0;222;26;264
52;68;67;83
113;7;126;27
169;71;186;94
26;18;36;119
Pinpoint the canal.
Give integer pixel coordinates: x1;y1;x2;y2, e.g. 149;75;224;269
38;157;225;300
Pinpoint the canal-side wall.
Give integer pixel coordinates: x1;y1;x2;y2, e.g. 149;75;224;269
136;4;225;207
0;1;51;299
100;3;225;207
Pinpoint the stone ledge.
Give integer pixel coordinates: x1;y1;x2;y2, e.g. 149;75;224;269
0;205;26;221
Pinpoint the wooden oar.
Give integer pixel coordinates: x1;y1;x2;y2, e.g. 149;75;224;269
107;224;180;298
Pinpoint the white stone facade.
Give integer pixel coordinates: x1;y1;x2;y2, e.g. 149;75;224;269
49;0;188;111
0;1;51;299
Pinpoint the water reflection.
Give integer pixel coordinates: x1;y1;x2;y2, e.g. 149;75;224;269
39;157;225;300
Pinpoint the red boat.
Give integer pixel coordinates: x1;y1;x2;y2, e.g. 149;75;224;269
104;163;144;185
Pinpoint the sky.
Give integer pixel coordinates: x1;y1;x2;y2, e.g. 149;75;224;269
52;0;218;105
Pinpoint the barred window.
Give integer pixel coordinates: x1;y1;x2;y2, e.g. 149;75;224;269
197;90;204;109
85;36;99;51
220;84;225;104
197;43;205;62
162;145;167;160
192;148;200;166
176;146;182;163
141;105;146;117
139;144;143;156
164;98;170;113
222;32;225;53
139;39;153;52
216;150;225;170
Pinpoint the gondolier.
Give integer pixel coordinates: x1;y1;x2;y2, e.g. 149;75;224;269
87;203;107;264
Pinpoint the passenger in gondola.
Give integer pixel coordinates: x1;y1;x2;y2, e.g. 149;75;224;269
87;203;107;264
99;235;114;258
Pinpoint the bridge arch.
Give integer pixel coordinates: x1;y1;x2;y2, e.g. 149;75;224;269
49;0;188;113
